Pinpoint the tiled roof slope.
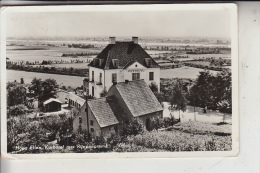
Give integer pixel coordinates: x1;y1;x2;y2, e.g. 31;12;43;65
106;96;129;123
114;80;163;117
88;98;119;128
89;42;160;69
43;98;62;105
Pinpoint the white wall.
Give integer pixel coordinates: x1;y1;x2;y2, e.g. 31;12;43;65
89;63;160;98
88;67;105;98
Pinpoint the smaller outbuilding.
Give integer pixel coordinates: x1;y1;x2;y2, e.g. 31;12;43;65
43;98;62;112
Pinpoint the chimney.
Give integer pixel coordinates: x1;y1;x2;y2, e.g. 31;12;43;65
125;80;129;84
132;37;138;44
109;37;116;44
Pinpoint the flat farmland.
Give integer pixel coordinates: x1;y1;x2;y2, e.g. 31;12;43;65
186;61;211;66
160;66;219;79
145;50;172;55
7;70;86;88
6;44;101;62
31;63;90;69
183;54;231;59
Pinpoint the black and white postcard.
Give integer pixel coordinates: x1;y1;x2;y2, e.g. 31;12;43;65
1;4;238;159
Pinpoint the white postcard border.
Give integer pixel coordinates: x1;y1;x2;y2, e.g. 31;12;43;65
1;3;239;159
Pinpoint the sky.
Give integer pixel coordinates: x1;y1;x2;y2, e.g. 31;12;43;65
6;10;231;39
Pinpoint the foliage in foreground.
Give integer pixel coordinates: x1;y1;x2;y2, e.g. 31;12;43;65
122;130;232;152
7;112;232;153
7;113;74;153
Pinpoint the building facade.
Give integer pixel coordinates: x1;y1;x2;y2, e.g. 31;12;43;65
42;98;62;112
56;90;85;110
88;37;160;98
73;80;163;138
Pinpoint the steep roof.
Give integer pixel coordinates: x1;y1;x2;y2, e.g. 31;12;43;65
106;96;129;122
111;80;163;117
89;41;160;69
88;98;119;128
43;98;62;105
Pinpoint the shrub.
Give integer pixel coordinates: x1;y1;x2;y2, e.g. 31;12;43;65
39;116;60;141
128;130;232;152
120;118;144;137
71;132;94;152
7;116;29;152
151;117;164;130
57;114;74;146
107;133;122;149
8;104;28;118
163;115;177;127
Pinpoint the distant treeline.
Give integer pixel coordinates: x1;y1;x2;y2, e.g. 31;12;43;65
68;44;95;49
9;48;48;50
184;60;231;72
7;59;91;66
144;45;231;54
7;62;89;77
61;52;99;57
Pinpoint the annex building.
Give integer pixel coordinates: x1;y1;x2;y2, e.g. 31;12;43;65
73;80;163;138
87;37;160;98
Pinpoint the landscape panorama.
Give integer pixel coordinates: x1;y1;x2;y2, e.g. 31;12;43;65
3;6;236;155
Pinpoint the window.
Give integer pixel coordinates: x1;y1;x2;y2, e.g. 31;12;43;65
132;73;140;80
91;128;94;133
99;73;102;84
112;59;118;68
112;73;117;83
114;126;118;133
92;86;94;96
99;59;104;67
90;120;94;126
149;72;154;81
93;58;98;66
145;58;152;67
92;71;94;82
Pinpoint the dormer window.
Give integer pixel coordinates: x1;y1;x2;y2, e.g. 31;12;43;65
145;58;152;67
99;59;104;67
93;58;99;66
112;59;119;68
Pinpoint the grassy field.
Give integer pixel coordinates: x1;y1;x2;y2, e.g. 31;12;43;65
160;66;219;79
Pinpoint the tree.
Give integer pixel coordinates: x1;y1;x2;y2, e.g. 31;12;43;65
29;78;42;97
168;80;187;120
188;70;231;112
7;82;27;107
29;78;58;109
